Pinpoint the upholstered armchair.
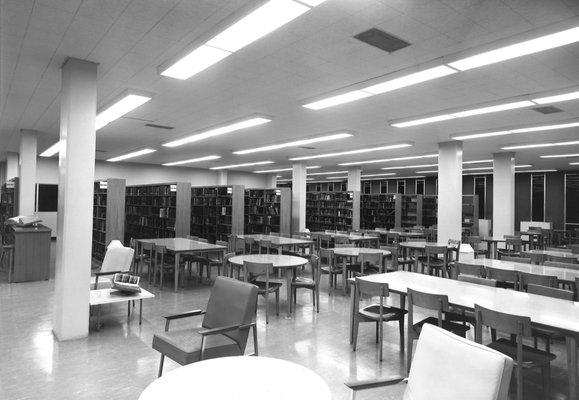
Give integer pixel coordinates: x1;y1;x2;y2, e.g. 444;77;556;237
90;240;134;290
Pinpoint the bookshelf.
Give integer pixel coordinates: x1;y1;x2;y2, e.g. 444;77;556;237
360;193;397;229
462;194;480;235
422;195;438;228
92;178;126;261
401;195;422;228
306;191;360;231
125;182;191;242
244;187;291;235
191;185;244;243
0;178;18;222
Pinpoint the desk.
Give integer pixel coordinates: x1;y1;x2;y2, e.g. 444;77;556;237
138;238;226;291
9;224;51;282
350;271;579;399
467;258;579;283
526;249;579;262
237;234;313;254
139;356;331;400
333;247;391;292
229;254;309;317
89;288;154;331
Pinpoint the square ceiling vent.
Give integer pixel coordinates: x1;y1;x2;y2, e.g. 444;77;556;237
532;106;563;114
354;28;410;53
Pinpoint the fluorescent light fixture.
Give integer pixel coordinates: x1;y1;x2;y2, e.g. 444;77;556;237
448;27;579;71
164;116;271;148
451;101;534;118
416;170;438;174
308;170;348;176
391;115;456;128
289;142;413;161
39;141;62;157
502;140;579;150
453;130;512;140
532;90;579;104
540;153;579;159
107;148;156;162
570;162;579;166
95;90;153;130
210;161;274;170
254;166;320;173
160;45;231;80
162;155;221;166
516;169;557;173
381;164;438;170
326;176;347;179
303;90;373;110
463;159;493;164
419;165;532;173
363;66;457;95
453;121;579;140
339;153;438;166
299;0;328;6
361;173;397;178
234;132;352;155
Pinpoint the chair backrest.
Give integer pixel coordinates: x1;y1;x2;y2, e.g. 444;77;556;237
568;244;579;254
244;237;255;253
202;276;258;353
187;235;199;241
547;254;578;264
359;252;382;274
243;261;273;285
500;255;531;264
107;240;123;249
100;245;134;273
485;267;517;284
386;232;400;244
216;240;228;247
456;262;485;278
408;288;449;330
474;304;532;340
404;324;513;400
355;278;389;316
544;260;579;271
504;236;522;250
458;274;497;287
518;272;558;290
319;248;333;268
234;236;245;253
259;240;271;254
527;284;574;301
198;238;209;243
309;254;321;284
521;251;546;265
380;245;398;268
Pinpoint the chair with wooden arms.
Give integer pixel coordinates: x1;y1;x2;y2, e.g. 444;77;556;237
474;304;556;400
152;277;258;377
379;245;399;272
352;278;407;361
258;239;271;255
468;235;488;258
420;245;448;277
500;255;531;264
90;241;134;290
521;251;546;265
290;254;321;313
349;252;383;277
243;261;281;324
486;267;517;289
319;248;341;290
451;262;485;280
406;288;470;371
346;324;513;400
546;253;578;264
498;236;523;258
517;272;558;292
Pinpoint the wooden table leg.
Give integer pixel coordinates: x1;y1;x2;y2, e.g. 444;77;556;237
96;305;101;332
349;281;356;344
127;301;131;318
139;299;143;325
174;253;180;292
285;267;293;318
342;257;348;293
567;335;577;400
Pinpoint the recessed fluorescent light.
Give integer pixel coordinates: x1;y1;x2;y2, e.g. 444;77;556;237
308;170;348;176
164;116;271;148
234;132;352;155
452;130;512;140
339;153;438;166
289;142;413;161
502;140;579;150
210;161;274;170
448;27;579;71
107;148;156;162
453;121;579;140
361;173;397;178
325;176;348;179
162;155;221;166
303;90;373;110
532;90;579;104
381;164;438;170
540;153;579;159
160;45;231;80
516;169;557;173
39;141;62;157
463;159;493;164
254;166;320;173
451;101;534;118
418;165;532;173
299;0;328;6
96;90;153;130
363;66;457;95
391;115;456;128
570;162;579;166
416;170;438;174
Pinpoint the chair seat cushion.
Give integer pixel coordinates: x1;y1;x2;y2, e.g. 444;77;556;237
487;338;555;367
413;316;470;336
291;276;315;288
359;304;407;321
152;328;241;366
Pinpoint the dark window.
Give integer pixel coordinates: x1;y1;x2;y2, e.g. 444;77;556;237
416;179;425;195
565;173;579;231
474;176;486;219
35;184;58;212
397;180;406;194
531;174;545;221
380;180;388;193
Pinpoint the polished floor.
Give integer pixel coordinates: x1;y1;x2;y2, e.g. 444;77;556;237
0;243;573;399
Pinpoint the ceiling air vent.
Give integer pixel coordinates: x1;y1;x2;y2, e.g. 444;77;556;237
145;123;175;130
532;106;563;114
354;28;410;53
299;146;316;150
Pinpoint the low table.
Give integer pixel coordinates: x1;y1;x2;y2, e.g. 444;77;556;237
89;288;154;331
139;356;331;400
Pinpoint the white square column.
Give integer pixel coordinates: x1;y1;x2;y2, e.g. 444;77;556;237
292;162;307;232
53;58;98;341
6;152;19;181
216;170;227;185
437;141;463;243
265;173;277;189
493;152;515;237
18;130;38;215
347;167;361;192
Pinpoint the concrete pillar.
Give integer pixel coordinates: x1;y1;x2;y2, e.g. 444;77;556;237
265;173;277;189
53;58;98;341
292;162;307;232
18;130;38;215
493;152;515;237
217;170;227;185
437;141;463;243
347;167;361;191
6;152;19;181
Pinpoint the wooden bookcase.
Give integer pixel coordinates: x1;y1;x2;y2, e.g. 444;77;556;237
244;187;291;236
306;191;360;231
360;193;397;229
0;178;19;222
422;195;438;228
401;194;422;228
124;182;191;242
462;194;480;235
191;185;244;243
92;178;126;261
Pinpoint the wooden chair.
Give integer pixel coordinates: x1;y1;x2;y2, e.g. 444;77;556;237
486;267;517;289
521;251;546;265
352;278;407;361
546;254;578;264
396;242;415;272
406;288;470;371
468;235;488;258
501;255;531;264
452;262;485;280
457;274;497;287
379;245;398;272
474;304;555;400
129;238;145;275
154;245;185;290
244;237;256;254
349;252;382;277
386;232;400;244
152;277;258;377
140;241;156;284
243;261;281;324
517;272;557;292
447;239;461;267
420;245;448;277
90;242;134;289
221;252;236;278
200;240;228;279
290;255;321;313
318;234;331;250
258;239;271;254
233;236;245;255
319;248;341;290
498;236;523;258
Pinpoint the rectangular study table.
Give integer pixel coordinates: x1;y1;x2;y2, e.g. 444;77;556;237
90;288;154;331
464;258;579;284
137;238;227;291
350;271;579;399
310;231;379;247
526;249;579;262
237;234;313;254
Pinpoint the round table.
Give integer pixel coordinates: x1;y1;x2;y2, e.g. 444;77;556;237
333;248;391;291
139;356;331;400
229;254;309;317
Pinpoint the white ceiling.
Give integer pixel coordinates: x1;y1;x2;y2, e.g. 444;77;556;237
1;0;579;176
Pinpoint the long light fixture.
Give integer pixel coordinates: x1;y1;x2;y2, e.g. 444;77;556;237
290;142;413;161
502;140;579;150
452;121;579;140
210;161;274;170
450;101;534;118
418;165;533;173
361;173;397;178
381;164;438;171
254;166;320;173
516;169;557;173
570;162;579;166
533;90;579;104
96;90;153;130
302;90;373;110
162;155;221;166
234;132;352;155
163;116;271;148
339;153;438;166
107;148;156;162
39;141;63;157
540;153;579;159
160;0;322;80
325;176;347;179
448;26;579;71
308;170;348;176
463;159;493;164
392;115;457;128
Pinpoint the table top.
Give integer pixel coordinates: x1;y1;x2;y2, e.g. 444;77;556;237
375;229;427;237
399;241;452;250
333;247;391;257
229;254;309;268
89;288;154;306
526;249;579;260
521;230;544;236
480;236;530;243
469;258;579;282
138;356;331;400
138;238;227;253
237;234;313;246
10;224;52;233
358;271;579;334
311;232;376;241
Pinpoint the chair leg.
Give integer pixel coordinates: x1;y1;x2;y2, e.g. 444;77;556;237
379;320;383;362
375;322;379;343
516;365;523;400
264;293;269;324
353;318;359;351
158;355;165;377
399;317;405;352
406;335;413;373
315;286;320;313
275;290;279;316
